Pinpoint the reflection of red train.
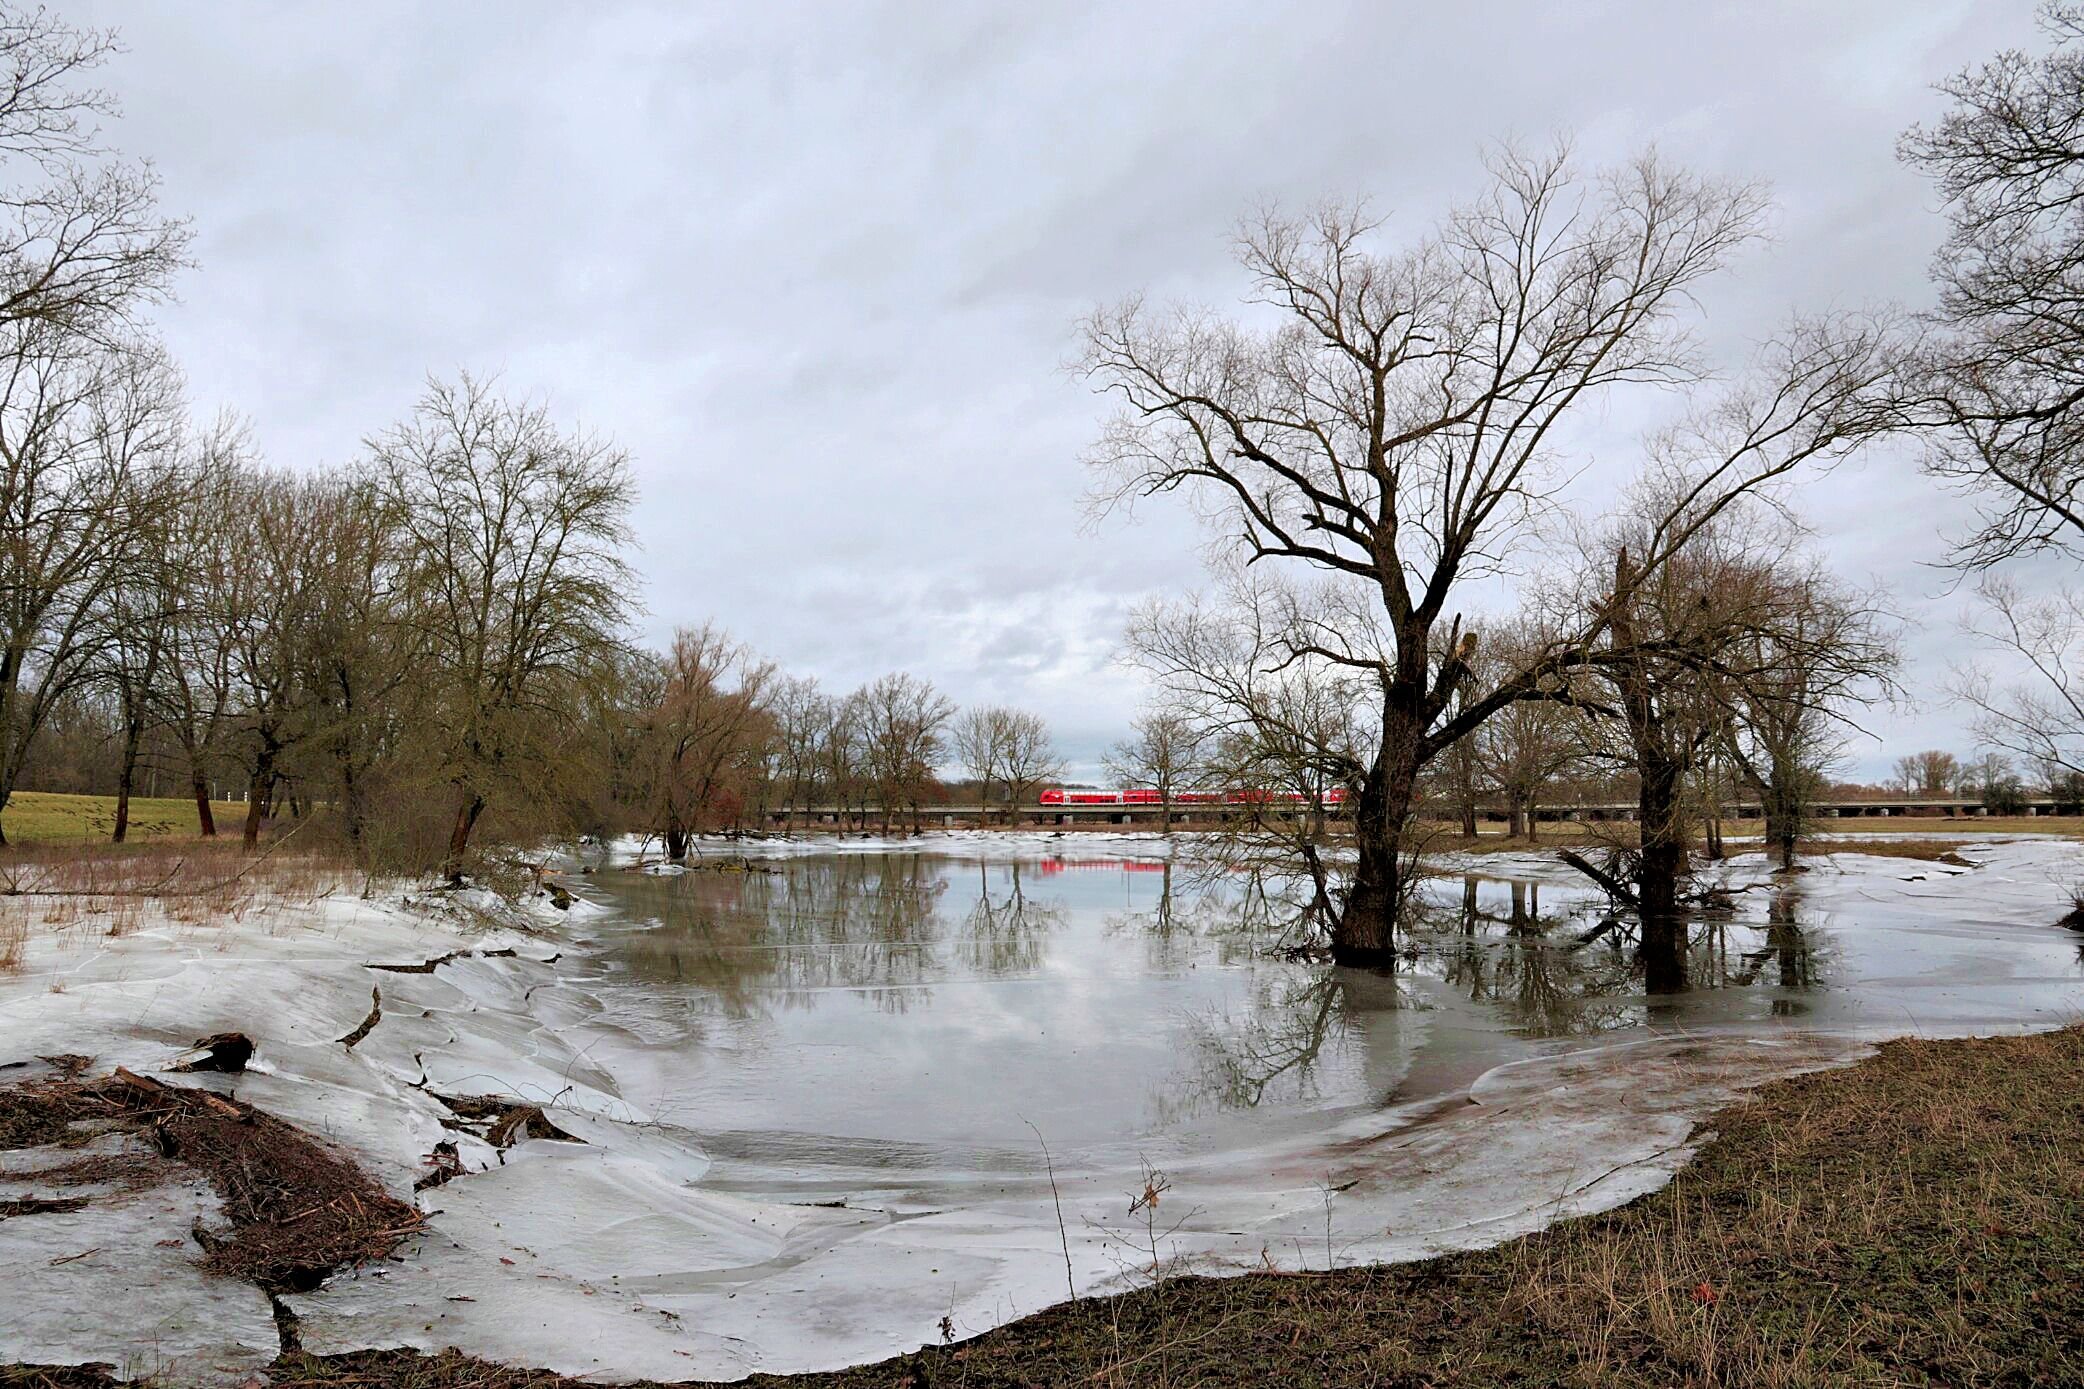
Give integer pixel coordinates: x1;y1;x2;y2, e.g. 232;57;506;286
1034;858;1172;874
1039;787;1347;807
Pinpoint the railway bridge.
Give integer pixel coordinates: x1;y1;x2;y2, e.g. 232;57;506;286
764;795;2066;830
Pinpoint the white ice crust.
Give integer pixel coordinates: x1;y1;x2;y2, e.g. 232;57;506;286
2;835;2080;1385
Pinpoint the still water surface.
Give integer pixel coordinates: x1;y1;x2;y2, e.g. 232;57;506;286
577;844;2084;1202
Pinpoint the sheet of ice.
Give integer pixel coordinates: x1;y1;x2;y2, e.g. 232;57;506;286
1;1135;279;1384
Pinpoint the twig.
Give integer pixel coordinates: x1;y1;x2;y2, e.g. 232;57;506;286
1025;1117;1076;1303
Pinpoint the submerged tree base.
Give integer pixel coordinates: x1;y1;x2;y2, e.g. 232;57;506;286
1327;943;1400;970
12;1026;2080;1387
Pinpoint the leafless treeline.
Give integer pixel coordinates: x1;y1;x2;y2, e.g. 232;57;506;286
0;8;1073;868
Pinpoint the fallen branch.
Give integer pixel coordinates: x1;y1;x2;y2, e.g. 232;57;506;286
1556;849;1639;909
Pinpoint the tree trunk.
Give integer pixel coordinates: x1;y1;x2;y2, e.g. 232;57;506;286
446;793;486;879
241;762;271;850
1636;753;1686;925
1334;725;1419;968
664;814;690;862
112;708;145;845
1640;916;1687;994
239;731;284;850
191;764;216;838
1506;791;1527;840
1763;775;1800;870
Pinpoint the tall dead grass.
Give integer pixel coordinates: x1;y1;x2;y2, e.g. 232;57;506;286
0;837;364;972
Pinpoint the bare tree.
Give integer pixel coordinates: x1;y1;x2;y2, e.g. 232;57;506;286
854;672;953;834
0;328;181;842
1953;579;2084;781
298;469;422;855
819;689;868;830
1471;623;1580;842
1719;565;1896;868
372;374;636;873
950;706;1006;821
0;8;189;336
156;417;253;837
221;468;352;847
1893;749;1962;796
1902;5;2084;566
90;450;191;841
639;623;776;859
1085;147;1894;963
1561;499;1886;918
995;708;1062;824
1106;705;1208;831
770;674;828;832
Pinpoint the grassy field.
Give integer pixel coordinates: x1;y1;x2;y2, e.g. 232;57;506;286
0;791;246;844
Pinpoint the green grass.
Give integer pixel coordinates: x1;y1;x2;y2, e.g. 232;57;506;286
0;790;245;843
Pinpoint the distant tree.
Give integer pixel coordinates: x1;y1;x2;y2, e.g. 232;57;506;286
819;690;868;830
639;624;775;859
1969;751;2028;813
994;708;1063;824
1561;497;1886;917
221;468;359;847
157;419;253;837
2046;764;2084;812
371;374;636;874
1472;623;1582;843
769;675;828;831
0;330;182;843
950;707;1007;820
91;454;190;842
1105;706;1208;831
1719;564;1896;869
854;672;953;834
1893;749;1962;797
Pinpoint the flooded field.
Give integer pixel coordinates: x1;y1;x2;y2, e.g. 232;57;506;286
5;833;2082;1383
572;841;2084;1218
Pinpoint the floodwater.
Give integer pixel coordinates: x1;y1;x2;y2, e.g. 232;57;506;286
10;834;2084;1382
575;841;2084;1214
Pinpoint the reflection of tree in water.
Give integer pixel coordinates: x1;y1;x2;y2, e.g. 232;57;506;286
1158;970;1356;1122
960;861;1065;974
612;856;948;1015
1722;887;1814;1014
1413;875;1827;1036
1424;879;1638;1035
1107;863;1325;970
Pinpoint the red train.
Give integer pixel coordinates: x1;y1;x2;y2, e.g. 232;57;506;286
1039;787;1348;807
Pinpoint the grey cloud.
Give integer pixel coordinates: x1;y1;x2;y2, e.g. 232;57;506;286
66;0;2051;778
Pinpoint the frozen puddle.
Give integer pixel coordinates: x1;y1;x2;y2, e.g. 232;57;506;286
3;835;2081;1383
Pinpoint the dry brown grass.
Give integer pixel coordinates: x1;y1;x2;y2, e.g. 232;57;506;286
0;838;363;973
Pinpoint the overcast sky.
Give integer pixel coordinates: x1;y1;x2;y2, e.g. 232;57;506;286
69;0;2053;779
